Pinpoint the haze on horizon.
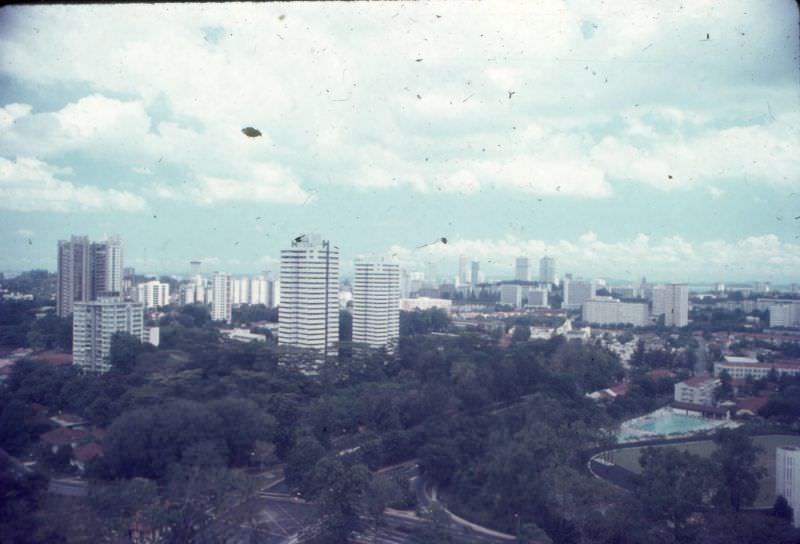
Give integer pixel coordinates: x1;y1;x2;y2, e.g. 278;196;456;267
0;1;798;283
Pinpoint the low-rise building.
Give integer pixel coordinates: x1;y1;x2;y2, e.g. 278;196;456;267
674;375;720;406
399;297;452;313
714;359;800;380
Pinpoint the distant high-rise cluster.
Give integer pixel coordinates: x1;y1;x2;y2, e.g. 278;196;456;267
57;235;122;317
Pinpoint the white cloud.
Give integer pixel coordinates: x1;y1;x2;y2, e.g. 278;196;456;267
1;2;795;202
0;156;146;212
389;232;800;282
132;166;152;175
15;228;34;238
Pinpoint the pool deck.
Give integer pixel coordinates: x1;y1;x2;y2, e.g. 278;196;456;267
617;407;740;443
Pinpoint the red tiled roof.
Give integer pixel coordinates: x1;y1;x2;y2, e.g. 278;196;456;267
735;396;771;414
40;427;89;446
32;351;73;365
73;442;104;463
646;369;677;379
610;383;629;396
683;374;717;386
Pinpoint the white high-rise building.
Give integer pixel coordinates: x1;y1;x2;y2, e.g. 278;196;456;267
776;446;800;528
72;296;144;373
57;235;123;317
211;272;233;323
352;260;400;350
582;297;649;326
267;275;280;308
250;275;268;305
470;261;480;287
653;284;689;327
563;279;596;310
135;280;170;309
458;255;470;286
278;234;339;357
232;277;251;305
179;283;197;305
539;256;556;284
515;257;530;281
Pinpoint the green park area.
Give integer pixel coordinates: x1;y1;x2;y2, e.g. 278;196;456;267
608;434;800;508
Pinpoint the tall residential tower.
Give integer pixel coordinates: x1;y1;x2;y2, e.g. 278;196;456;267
278;234;340;357
352;260;400;351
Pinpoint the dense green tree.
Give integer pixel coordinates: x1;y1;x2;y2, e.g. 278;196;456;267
0;399;34;454
635;447;713;539
710;428;766;512
284;435;326;494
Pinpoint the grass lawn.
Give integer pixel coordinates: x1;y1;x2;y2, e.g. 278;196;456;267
607;434;800;508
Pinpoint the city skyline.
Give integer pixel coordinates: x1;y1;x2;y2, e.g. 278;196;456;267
1;2;799;282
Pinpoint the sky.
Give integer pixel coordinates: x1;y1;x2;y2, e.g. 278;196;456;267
0;1;798;283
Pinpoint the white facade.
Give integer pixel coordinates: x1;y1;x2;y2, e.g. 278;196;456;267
582;297;649;326
770;302;800;328
211;272;232;323
515;257;530;281
526;287;549;308
539;256;556;284
399;297;452;313
72;297;144;373
352;261;400;350
500;284;522;307
673;376;720;406
250;276;268;305
563;279;596;310
776;446;800;528
135;280;170;309
470;261;480;287
278;234;340;357
664;284;689;327
232;277;251;305
714;360;800;380
458;255;470;286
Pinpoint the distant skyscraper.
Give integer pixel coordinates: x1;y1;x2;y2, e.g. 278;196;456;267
57;235;123;317
352;260;400;350
500;284;523;307
458;255;469;285
190;260;202;276
91;236;122;298
470;261;480;287
515;257;530;281
211;272;232;323
279;234;339;357
72;296;144;373
663;284;689;327
539;256;556;284
776;446;800;528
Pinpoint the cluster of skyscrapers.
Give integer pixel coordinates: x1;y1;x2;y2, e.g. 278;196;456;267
57;233;697;373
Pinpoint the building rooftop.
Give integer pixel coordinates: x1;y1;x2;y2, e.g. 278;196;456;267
682;374;719;387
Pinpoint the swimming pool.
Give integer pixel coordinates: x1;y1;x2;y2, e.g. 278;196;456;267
617;408;737;443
